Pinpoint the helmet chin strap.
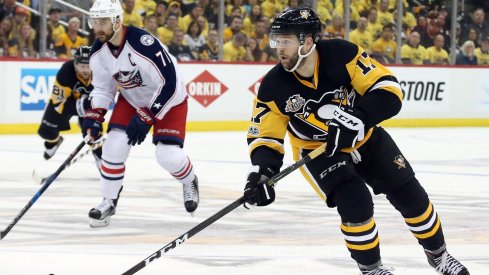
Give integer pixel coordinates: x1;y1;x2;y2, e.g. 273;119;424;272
108;19;122;44
284;43;316;72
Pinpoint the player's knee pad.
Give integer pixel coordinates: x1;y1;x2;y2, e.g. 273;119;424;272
330;178;373;223
102;129;131;163
155;143;188;172
385;177;429;218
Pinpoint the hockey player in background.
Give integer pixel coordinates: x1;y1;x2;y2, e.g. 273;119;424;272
82;0;199;227
38;46;102;167
243;8;469;275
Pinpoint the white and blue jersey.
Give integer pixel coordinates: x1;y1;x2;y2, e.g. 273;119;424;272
89;26;186;120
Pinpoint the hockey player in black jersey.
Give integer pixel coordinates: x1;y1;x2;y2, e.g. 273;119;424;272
243;8;469;275
38;46;102;167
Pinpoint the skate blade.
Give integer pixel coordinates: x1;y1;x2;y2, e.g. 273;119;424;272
89;216;111;228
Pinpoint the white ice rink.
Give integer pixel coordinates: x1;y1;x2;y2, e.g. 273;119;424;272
0;128;488;275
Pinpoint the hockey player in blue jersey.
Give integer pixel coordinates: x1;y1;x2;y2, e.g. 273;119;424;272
82;0;199;227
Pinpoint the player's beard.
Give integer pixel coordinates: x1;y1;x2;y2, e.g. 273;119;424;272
280;51;300;71
97;28;115;43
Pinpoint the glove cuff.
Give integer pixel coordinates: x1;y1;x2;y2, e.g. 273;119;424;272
247;165;277;181
136;107;155;125
85;108;106;122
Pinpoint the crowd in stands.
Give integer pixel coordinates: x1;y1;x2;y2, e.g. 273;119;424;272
0;0;488;65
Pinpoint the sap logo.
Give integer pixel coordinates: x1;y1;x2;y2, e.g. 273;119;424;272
319;161;346;179
20;68;58;110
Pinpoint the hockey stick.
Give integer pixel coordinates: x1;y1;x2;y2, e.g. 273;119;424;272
0;136;90;240
32;138;105;184
121;143;327;275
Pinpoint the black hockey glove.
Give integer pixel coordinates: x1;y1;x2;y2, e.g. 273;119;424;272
75;95;92;117
126;107;155;146
325;107;366;157
82;108;105;141
244;165;277;207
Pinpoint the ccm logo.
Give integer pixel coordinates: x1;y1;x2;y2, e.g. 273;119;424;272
319;161;346;179
334;110;359;127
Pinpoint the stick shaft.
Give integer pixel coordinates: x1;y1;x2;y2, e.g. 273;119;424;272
121;143;327;274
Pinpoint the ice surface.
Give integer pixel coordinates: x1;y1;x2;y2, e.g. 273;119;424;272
0;128;488;274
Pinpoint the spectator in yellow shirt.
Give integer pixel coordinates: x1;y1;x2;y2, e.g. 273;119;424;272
196;16;209;38
424;34;449;65
157;13;179;45
123;0;144;28
226;0;247;17
401;31;426;64
223;32;247;61
333;0;360;25
54;17;88;58
152;1;168;27
260;0;283;18
243;4;262;36
224;16;245;42
167;1;185;30
349;17;373;53
180;4;203;34
249;19;269;51
143;15;159;38
366;7;383;40
377;0;393;26
475;36;489;65
135;0;156;16
325;13;345;39
371;24;396;63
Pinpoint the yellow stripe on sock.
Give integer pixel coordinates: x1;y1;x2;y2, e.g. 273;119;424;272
345;236;380;251
412;216;441;239
405;202;433;224
341;218;375;233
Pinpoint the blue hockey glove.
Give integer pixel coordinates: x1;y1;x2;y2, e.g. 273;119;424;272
126;107;155;146
325;107;366;157
82;108;105;141
244;165;277;207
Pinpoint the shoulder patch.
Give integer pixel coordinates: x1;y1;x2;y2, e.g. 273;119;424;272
140;34;155;46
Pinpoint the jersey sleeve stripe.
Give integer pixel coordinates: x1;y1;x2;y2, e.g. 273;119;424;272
369;80;403;101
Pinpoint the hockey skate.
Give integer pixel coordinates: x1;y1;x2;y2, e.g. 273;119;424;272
426;249;470;275
182;176;199;214
359;263;394;275
43;136;64;160
89;198;116;228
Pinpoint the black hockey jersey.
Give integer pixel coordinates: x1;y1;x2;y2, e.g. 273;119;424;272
247;39;404;169
49;60;93;114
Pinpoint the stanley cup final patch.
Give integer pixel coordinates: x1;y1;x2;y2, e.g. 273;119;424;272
285;94;305;112
393;155;406;169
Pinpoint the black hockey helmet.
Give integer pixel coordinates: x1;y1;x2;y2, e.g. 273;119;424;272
270;8;321;46
74;46;91;64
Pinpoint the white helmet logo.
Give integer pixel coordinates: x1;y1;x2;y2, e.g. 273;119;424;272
140;35;154;46
300;10;310;19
